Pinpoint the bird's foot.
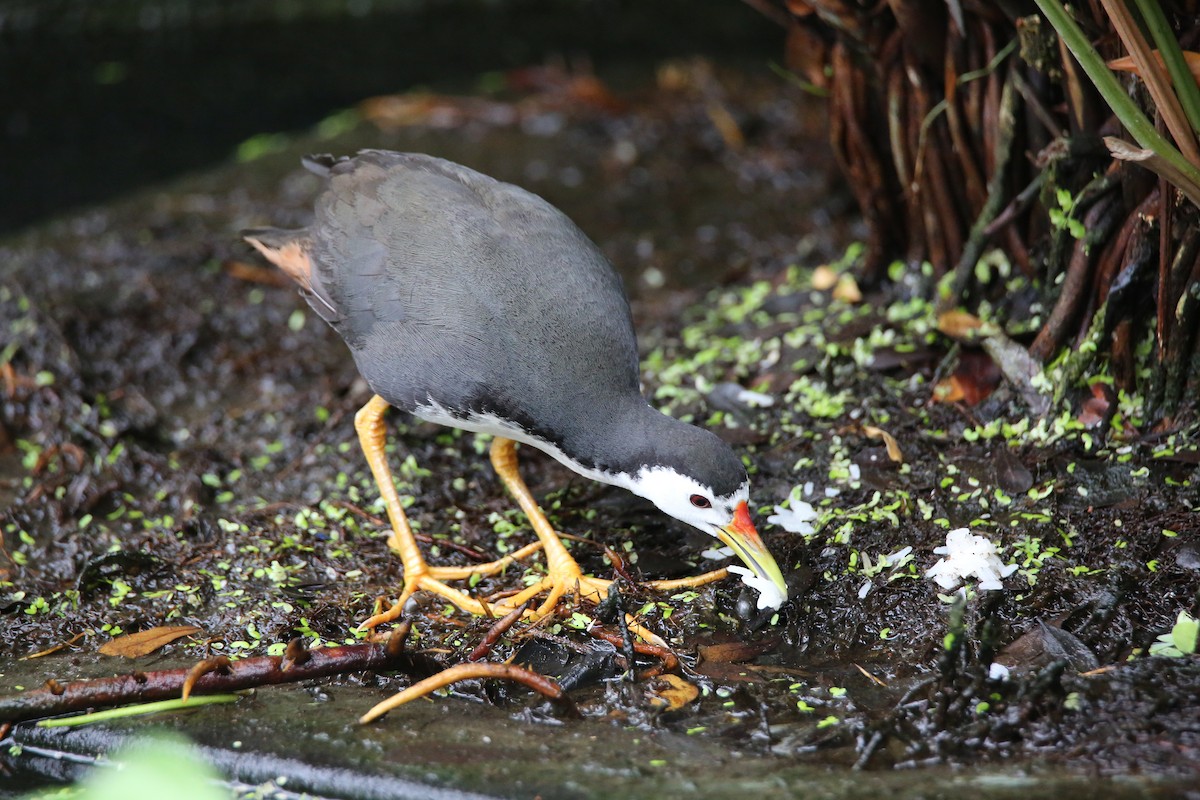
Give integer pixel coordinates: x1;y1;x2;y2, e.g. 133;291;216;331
357;556;608;630
398;539;545;582
360;551;733;631
358;573;503;630
505;561;609;617
498;560;679;646
359;550;668;647
641;566;732;592
357;539;545;629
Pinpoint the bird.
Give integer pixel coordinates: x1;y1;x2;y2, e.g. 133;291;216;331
244;150;788;631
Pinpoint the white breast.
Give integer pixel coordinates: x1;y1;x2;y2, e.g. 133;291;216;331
412;397;636;492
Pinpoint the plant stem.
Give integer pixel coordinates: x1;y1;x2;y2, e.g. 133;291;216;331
1134;0;1200;136
1033;0;1200;204
1100;0;1200;166
36;694;242;728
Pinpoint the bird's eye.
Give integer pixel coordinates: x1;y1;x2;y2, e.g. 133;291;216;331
689;494;712;509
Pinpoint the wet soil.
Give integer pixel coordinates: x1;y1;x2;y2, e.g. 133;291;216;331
2;59;1199;797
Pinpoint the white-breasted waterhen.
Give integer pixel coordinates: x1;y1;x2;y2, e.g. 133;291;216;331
245;150;788;630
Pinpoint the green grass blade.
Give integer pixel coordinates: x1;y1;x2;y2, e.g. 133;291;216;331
1033;0;1200;201
1133;0;1200;136
36;693;242;728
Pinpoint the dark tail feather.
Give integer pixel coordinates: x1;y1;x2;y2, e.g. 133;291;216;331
242;226;312;288
242;226;340;324
301;153;347;178
240;226;306;253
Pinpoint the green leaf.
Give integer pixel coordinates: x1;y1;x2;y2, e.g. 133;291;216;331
1170;611;1198;655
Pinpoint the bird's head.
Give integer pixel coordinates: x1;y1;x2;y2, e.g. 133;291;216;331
625;429;789;610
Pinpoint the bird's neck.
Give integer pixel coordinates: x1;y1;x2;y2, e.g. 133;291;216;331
549;396;691;490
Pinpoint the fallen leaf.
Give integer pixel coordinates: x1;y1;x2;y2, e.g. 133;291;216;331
1080;665;1118;676
933;350;1001;406
811;265;838;290
1105;136;1200;208
697;638;778;664
696;662;762;683
1108;50;1200;84
742;664;813;679
551;75;626;114
865;345;938;372
646;673;699;711
861;425;903;463
833;274;862;303
99;625;201;658
1077;382;1113;428
933;376;966;403
21;632;87;660
361;93;516;131
854;663;888;687
993;448;1034;494
980;331;1051;417
937;309;985;339
995;620;1099;672
705;100;745;150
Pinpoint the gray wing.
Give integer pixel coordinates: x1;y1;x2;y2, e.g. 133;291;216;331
309;151;642;435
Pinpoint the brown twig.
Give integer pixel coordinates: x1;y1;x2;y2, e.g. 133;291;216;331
1095;189;1158;309
1112;318;1136;390
984;172;1045;236
181;655;232;701
358;663;576;723
1164;212;1200;341
467;602;528;662
587;625;680;679
601;545;639;585
943;31;986;212
1030;184;1124;360
831;39;899;281
908;64;953;272
944;76;1017;309
926;118;966;270
1100;0;1200;167
1011;66;1065;138
19;632;88;661
1163;244;1200;413
0;635;438;725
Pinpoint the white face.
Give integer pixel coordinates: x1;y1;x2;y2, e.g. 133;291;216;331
624;465;749;535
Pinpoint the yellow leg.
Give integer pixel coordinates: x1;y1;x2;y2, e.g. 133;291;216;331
425;540;545;580
487;437;615;614
355;396;536;628
351;398;728;644
485;439;668;646
643;568;732;591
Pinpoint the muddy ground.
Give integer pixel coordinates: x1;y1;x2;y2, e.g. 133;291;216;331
2;61;1199;797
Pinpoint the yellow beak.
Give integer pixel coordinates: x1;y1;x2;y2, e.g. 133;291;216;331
715;500;788;609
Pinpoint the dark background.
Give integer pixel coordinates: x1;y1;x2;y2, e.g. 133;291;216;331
0;0;780;235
